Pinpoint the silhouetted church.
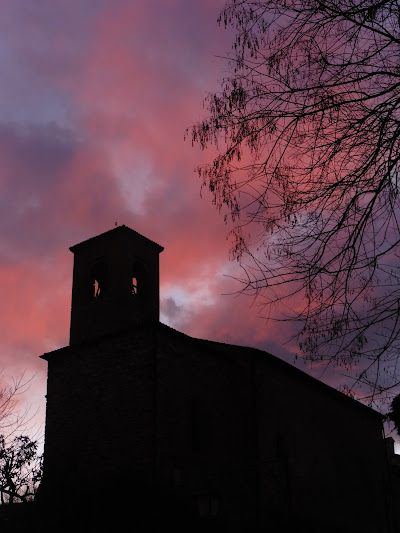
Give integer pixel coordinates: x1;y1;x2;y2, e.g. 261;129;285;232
39;226;393;532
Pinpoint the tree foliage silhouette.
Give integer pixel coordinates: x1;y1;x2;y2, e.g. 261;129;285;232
0;435;43;504
190;0;400;399
388;393;400;436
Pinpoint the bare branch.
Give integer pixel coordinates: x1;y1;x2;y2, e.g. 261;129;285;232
0;370;38;439
191;0;400;402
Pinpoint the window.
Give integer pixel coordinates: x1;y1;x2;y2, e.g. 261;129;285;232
90;262;107;299
131;260;146;297
195;493;220;517
132;277;138;295
94;279;101;297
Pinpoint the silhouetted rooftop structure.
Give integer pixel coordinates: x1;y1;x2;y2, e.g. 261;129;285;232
38;225;396;533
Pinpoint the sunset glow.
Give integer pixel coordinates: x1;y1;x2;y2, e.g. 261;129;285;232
0;0;368;439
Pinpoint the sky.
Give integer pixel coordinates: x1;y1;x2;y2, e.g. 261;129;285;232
0;0;396;447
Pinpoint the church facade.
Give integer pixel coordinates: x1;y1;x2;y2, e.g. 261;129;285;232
39;226;393;532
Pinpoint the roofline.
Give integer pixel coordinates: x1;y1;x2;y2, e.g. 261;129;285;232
39;321;384;421
69;225;164;254
158;323;385;421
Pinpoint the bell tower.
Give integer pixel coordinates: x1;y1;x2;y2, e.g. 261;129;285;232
69;225;164;345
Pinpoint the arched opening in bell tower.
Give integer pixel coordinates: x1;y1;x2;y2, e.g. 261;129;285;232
90;262;108;299
131;260;146;297
132;277;138;295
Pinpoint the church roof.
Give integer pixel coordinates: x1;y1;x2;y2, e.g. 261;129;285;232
41;321;384;421
157;323;384;421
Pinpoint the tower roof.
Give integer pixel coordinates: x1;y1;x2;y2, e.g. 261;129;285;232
69;225;164;254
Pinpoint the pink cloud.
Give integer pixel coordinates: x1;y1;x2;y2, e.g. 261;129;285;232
0;0;379;443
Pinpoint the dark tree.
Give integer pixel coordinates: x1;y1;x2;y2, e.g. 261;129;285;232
388;393;400;436
190;0;400;400
0;435;43;505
